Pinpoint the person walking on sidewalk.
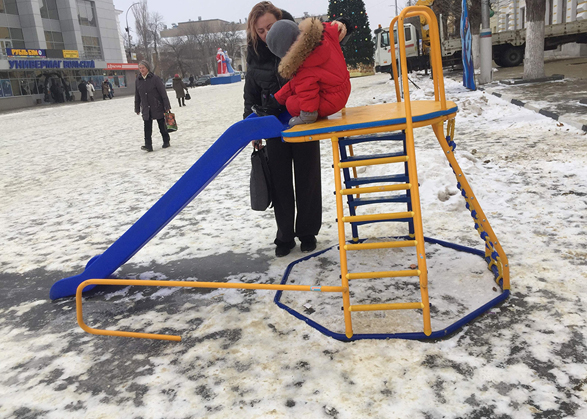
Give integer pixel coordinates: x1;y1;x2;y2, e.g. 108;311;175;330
172;74;188;107
86;80;95;101
134;60;171;152
101;80;111;100
78;80;87;102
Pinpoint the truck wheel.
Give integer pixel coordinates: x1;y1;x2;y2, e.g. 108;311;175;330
493;55;503;67
500;47;524;67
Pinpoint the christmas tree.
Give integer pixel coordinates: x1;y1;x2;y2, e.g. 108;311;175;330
327;0;374;68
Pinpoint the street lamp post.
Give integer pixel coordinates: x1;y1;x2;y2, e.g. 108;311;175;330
125;2;140;62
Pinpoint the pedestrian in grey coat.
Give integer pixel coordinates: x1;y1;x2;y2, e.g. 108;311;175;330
172;74;188;107
134;60;172;152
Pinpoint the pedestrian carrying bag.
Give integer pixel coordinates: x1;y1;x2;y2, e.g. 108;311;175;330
250;146;272;211
165;111;177;132
185;92;191;100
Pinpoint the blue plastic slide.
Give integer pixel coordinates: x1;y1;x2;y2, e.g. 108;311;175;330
50;114;288;300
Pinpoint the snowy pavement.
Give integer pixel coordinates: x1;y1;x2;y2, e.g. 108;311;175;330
1;72;587;418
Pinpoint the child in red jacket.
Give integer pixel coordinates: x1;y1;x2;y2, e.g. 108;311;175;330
266;18;351;127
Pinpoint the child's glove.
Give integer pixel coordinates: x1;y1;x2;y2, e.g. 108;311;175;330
288;111;318;127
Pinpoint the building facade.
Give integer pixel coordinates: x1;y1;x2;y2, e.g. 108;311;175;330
0;0;136;111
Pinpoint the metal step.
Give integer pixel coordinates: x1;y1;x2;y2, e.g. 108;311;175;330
344;240;417;251
352;193;410;206
342;211;414;223
341;151;406;163
345;173;409;187
338;132;405;147
340;184;411;195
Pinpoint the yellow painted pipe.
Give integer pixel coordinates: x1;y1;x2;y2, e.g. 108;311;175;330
344;240;417;251
331;136;354;339
340;184;411;195
338;155;408;169
431;123;510;290
76;279;347;341
343;211;413;223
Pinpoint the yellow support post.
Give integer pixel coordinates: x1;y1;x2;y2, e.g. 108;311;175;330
331;136;354;339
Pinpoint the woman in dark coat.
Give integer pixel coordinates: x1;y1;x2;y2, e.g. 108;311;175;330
172;74;188;107
78;80;87;102
134;60;172;152
243;1;350;257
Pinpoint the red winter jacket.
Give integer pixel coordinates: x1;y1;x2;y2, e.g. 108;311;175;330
274;19;351;118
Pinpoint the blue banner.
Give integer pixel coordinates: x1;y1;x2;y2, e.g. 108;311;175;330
6;48;46;57
461;0;476;90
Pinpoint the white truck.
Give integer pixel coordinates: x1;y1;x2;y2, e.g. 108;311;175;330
374;18;587;71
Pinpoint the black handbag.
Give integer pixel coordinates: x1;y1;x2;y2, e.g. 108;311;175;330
250;146;272;211
185;92;191;100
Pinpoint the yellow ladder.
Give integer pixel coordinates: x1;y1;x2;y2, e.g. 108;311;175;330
331;132;431;338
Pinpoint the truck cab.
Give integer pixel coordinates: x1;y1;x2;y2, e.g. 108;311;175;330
374;24;426;73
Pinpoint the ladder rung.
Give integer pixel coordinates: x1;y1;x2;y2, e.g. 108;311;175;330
339;132;405;146
349;302;424;312
342;151;405;162
339;155;408;169
344;240;417;251
345;174;409;187
346;269;421;280
342;212;414;223
341;184;411;195
352;194;410;206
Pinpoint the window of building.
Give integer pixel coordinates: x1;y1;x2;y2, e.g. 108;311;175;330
0;27;26;58
39;0;59;20
45;31;65;50
0;0;19;15
77;0;97;27
82;36;102;59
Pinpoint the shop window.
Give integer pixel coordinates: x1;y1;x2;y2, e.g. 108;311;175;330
39;0;59;20
77;0;97;27
45;31;65;50
0;0;18;15
82;36;102;59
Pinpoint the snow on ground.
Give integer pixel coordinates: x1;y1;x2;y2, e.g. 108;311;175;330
1;72;587;418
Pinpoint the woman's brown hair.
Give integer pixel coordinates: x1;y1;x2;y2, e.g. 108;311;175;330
247;1;282;54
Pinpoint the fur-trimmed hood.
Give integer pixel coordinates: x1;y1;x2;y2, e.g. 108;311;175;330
278;18;325;79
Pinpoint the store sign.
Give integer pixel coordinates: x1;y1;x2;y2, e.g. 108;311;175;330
8;60;96;69
63;50;79;58
6;48;46;57
107;63;139;70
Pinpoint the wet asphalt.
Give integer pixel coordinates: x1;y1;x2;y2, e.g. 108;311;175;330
445;57;587;127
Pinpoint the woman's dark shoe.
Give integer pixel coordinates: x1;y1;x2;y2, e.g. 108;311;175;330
141;146;153;152
275;239;296;257
300;235;317;253
162;142;170;148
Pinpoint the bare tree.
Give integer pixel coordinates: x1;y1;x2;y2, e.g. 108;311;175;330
523;0;546;79
160;36;189;77
150;12;165;75
218;21;244;65
133;1;152;64
182;22;220;75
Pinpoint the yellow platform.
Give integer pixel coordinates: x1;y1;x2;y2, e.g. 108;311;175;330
282;100;458;143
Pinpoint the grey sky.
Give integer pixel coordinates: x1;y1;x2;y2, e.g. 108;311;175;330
115;0;407;36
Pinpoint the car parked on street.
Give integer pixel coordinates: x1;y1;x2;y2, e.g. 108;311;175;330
195;75;212;86
165;78;173;89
